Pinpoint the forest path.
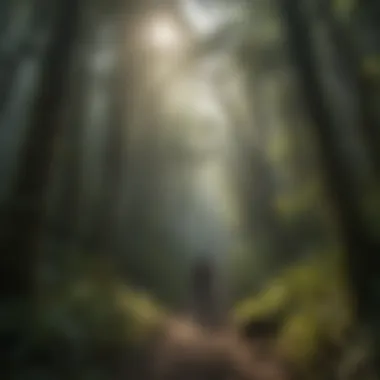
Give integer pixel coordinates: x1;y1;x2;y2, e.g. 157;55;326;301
147;314;291;380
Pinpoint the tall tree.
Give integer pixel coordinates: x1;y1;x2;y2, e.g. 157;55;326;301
0;0;80;299
278;0;380;371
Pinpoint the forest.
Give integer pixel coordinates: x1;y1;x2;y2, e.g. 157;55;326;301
1;0;380;379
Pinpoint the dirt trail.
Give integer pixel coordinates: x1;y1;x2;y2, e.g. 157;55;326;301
148;314;292;380
144;259;292;380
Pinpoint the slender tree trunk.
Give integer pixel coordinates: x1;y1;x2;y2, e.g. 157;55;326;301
317;0;380;174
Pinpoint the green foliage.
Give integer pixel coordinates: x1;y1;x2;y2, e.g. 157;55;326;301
232;249;353;368
34;252;167;349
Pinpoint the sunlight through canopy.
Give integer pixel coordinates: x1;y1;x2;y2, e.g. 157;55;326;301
142;13;185;52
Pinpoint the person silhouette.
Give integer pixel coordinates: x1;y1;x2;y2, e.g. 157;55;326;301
190;256;220;328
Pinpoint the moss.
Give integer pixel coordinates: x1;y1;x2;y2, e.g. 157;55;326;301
232;250;353;368
278;311;321;365
34;254;166;348
233;279;291;326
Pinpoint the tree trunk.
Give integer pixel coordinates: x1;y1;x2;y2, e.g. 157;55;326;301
0;0;80;298
317;0;380;174
279;0;380;372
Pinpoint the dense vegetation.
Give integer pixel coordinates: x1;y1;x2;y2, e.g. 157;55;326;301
1;0;379;379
